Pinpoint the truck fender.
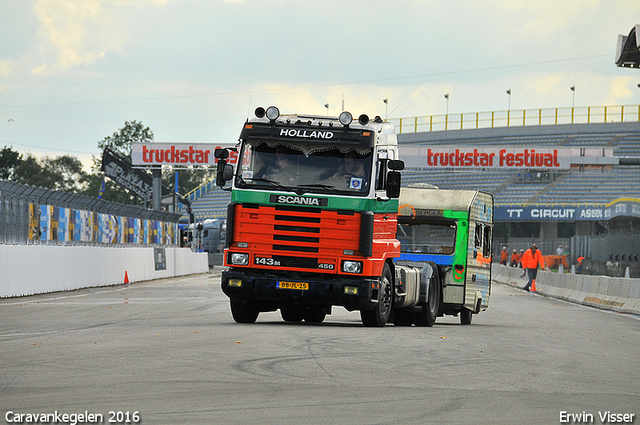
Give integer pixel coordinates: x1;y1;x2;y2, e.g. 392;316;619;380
395;260;435;305
393;263;420;309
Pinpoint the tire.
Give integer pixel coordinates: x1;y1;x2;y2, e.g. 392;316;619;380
460;308;472;325
281;308;304;322
230;299;259;323
414;263;440;327
393;310;413;326
303;307;326;323
360;263;394;327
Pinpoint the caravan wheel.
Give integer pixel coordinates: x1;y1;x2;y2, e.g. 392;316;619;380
460;308;472;325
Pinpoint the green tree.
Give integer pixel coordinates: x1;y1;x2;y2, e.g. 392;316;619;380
12;154;58;188
79;172;140;205
42;155;87;192
92;121;155;205
0;146;22;180
98;120;153;157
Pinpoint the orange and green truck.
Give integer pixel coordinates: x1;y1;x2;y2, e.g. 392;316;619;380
215;106;493;326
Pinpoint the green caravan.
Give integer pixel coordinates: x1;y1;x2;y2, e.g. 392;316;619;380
215;106;404;327
393;184;494;325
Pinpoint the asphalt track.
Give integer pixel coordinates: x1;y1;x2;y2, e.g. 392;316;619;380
1;270;638;425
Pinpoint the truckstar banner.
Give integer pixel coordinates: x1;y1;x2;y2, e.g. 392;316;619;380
400;146;572;169
131;143;238;166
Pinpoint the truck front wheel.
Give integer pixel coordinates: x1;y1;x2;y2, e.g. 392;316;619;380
360;263;393;327
281;308;304;322
414;263;440;327
230;299;259;323
303;307;326;323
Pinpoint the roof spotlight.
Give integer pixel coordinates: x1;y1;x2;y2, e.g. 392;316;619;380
255;107;266;118
358;114;370;125
266;106;280;121
339;111;353;126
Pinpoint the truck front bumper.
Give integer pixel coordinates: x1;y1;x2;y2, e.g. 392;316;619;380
221;268;381;312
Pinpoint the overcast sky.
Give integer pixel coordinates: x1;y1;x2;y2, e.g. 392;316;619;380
0;0;638;169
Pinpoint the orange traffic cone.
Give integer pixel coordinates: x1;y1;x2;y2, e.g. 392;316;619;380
124;271;130;285
530;278;536;292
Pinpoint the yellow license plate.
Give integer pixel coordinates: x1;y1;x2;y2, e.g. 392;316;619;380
277;281;309;290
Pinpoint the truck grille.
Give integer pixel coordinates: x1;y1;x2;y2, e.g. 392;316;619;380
232;203;361;271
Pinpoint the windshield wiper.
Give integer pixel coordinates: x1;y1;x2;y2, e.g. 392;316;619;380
244;177;280;185
297;184;337;190
240;177;289;190
296;183;360;196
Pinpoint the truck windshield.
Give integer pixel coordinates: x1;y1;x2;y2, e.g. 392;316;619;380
397;221;457;255
235;140;373;195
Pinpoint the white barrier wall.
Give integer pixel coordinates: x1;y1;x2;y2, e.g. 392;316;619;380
491;264;640;316
0;245;209;298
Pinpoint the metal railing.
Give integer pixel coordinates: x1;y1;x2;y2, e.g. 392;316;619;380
0;180;181;246
388;105;640;134
183;179;216;205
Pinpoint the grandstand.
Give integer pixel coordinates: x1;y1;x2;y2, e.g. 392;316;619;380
182;180;230;221
398;120;640;205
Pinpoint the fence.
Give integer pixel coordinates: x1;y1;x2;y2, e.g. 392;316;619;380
389;104;640;134
0;180;181;247
492;264;640;315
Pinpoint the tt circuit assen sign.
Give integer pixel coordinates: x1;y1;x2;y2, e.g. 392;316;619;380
131;143;237;166
495;199;640;221
400;146;571;169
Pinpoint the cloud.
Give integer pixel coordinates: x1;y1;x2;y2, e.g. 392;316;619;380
30;0;130;75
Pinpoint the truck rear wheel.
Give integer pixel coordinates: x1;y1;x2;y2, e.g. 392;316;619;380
361;263;393;327
230;299;259;323
414;263;440;327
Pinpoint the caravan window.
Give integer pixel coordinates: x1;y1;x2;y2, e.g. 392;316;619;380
397;221;456;254
482;225;492;258
474;223;482;248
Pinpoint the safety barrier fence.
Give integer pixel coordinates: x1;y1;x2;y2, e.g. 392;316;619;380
0;244;208;297
0;180;181;247
491;264;640;315
389;104;640;134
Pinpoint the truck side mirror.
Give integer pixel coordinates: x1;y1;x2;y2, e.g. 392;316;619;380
215;159;234;188
214;148;229;160
388;160;405;171
386;170;401;199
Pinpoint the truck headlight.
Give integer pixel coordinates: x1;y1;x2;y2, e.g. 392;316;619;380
230;253;249;265
342;260;362;274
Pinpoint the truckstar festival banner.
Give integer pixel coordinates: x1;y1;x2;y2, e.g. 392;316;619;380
131;143;238;166
400;146;572;169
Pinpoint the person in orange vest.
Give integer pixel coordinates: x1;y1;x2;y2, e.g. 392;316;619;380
576;256;585;273
521;243;549;291
509;249;518;267
500;246;508;265
518;249;525;267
